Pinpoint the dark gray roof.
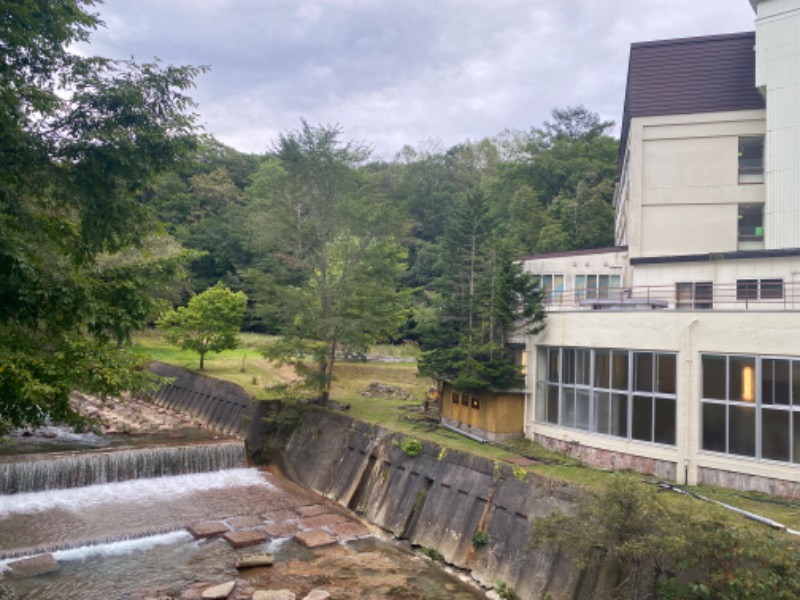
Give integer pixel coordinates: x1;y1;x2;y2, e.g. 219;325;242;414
618;31;765;173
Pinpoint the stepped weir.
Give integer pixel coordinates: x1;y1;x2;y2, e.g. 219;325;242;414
0;441;246;494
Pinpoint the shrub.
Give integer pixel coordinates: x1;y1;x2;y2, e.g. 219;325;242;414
472;530;489;549
401;437;423;457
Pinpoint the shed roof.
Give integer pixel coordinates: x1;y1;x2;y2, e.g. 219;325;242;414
618;31;765;173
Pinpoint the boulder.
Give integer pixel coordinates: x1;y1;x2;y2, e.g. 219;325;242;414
302;590;330;600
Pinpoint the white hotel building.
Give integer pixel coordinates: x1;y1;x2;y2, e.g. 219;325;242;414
520;0;800;495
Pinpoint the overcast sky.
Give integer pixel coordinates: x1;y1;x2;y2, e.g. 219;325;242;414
77;0;757;159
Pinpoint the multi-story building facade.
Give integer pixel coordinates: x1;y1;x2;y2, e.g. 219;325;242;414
519;0;800;496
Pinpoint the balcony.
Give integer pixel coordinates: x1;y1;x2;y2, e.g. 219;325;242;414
541;280;800;312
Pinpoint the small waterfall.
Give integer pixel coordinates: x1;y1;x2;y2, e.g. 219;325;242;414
0;441;246;494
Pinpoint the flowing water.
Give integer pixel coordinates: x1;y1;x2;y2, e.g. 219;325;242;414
0;436;485;599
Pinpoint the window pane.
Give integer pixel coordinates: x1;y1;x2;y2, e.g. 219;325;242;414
761;279;783;300
576;389;590;430
594;391;610;434
535;383;547;421
562;387;576;428
729;356;756;403
595;350;610;388
634;352;653;392
695;282;713;309
546;384;559;424
610;393;628;438
632;395;653;442
702;355;727;400
552;275;564;304
736;279;758;301
676;282;693;309
762;409;790;462
794;361;800;406
702;403;726;453
737;202;764;234
794;412;800;463
561;349;575;384
576;349;591;385
574;275;587;301
547;348;559;382
657;354;677;395
598;275;610;299
728;405;756;457
738;137;764;184
452;392;459;405
654;398;676;445
611;351;628;390
763;359;791;405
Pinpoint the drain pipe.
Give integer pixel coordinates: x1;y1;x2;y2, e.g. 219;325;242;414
657;481;800;537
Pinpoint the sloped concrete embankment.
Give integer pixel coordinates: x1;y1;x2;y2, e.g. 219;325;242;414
279;410;621;599
146;362;276;460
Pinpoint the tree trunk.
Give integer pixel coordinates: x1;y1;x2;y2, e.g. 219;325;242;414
199;351;205;371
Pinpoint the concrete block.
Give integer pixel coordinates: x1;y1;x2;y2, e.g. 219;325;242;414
293;530;338;548
188;521;230;538
223;529;267;548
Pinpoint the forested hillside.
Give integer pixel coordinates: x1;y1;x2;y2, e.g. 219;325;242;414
142;108;618;394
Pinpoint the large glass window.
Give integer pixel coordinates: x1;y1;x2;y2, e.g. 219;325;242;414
701;353;800;464
536;347;677;446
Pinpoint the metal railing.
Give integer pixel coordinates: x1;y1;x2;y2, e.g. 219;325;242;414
541;280;800;312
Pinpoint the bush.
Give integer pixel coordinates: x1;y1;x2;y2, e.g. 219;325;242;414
401;437;423;457
472;530;489;549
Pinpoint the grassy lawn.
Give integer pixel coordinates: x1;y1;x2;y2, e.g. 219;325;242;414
131;330;800;530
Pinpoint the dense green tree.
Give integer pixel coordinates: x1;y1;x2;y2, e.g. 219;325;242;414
0;0;202;430
158;283;247;370
251;121;409;402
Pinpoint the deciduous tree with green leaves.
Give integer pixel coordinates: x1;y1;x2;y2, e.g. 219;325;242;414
0;0;203;431
158;283;247;370
249;121;409;402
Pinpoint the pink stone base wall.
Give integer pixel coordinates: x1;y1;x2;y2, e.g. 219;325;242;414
533;433;677;481
698;467;800;500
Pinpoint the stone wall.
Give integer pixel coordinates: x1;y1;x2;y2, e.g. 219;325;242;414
279;410;622;599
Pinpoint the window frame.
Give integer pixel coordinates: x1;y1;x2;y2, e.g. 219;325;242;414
536;346;678;446
700;353;800;464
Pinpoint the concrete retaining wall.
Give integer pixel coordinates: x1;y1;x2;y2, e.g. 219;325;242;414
279;410;622;599
146;362;276;461
144;367;621;598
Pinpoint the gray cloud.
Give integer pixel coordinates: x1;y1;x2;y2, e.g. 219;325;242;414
78;0;757;158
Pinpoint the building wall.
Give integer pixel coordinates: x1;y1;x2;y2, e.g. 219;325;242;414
629;254;800;310
754;0;800;249
440;382;524;439
525;310;800;492
618;111;766;258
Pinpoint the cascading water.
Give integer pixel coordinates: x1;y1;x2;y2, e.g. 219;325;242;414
0;441;246;493
0;431;484;599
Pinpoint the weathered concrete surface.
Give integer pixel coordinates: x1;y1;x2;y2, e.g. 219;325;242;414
278;409;621;600
140;366;619;599
146;362;278;461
